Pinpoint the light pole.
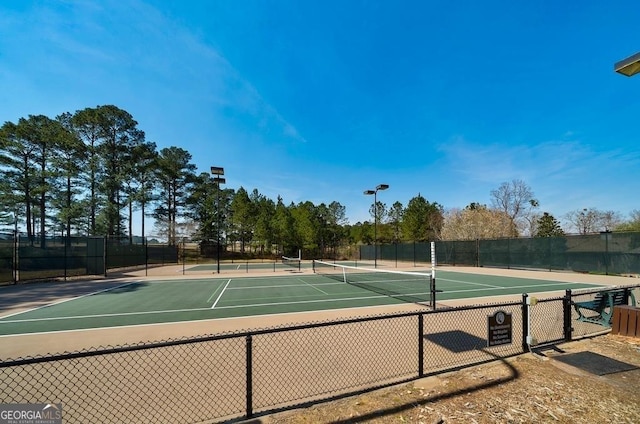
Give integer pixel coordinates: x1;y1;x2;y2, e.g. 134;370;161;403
615;52;640;77
211;166;225;274
364;184;389;268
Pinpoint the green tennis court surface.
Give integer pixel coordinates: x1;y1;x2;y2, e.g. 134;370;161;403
0;270;601;336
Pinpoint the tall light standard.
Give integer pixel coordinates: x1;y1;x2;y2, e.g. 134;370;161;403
211;166;225;274
364;184;389;268
615;52;640;77
613;53;638;274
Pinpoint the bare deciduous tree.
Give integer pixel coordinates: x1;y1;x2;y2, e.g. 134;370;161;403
490;179;538;236
599;210;623;232
441;204;515;240
564;208;622;234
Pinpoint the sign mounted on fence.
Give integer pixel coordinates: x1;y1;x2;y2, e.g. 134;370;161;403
487;310;512;347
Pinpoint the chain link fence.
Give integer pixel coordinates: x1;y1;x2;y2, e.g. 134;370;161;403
2;283;639;422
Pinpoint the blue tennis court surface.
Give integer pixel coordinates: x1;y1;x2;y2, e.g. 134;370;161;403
0;269;601;336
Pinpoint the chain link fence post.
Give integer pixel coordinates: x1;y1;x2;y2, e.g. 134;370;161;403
418;314;424;378
522;293;529;351
563;289;573;342
246;334;253;419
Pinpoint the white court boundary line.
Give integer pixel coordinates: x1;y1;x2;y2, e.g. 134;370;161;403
437;277;603;290
226;282;339;290
0;295;404;330
1;279;601;325
0;276;605;337
437;277;503;289
211;279;231;309
0;307;212;324
0;301;415;339
0;295;416;330
212;293;431;310
0;281;140;321
0;278;601;325
0;292;405;327
296;278;329;295
206;280;228;303
438;281;605;296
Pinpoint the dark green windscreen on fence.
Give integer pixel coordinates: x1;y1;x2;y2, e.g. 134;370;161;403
360;232;640;275
148;244;179;264
360;242;433;265
17;235;91;281
104;239;178;269
0;233;14;284
106;240;146;269
437;240;477;266
379;244;395;263
87;237;104;275
106;240;178;268
476;233;640;274
360;245;374;261
0;234;178;285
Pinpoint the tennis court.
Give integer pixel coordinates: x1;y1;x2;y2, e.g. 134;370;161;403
0;263;605;338
1;262;636;424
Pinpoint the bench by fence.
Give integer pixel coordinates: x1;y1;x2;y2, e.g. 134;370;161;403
573;288;636;327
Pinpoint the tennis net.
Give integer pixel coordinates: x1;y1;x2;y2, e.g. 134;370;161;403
312;260;435;307
281;255;301;271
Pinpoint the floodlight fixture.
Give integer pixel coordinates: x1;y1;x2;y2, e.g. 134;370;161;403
364;184;390;268
211;165;226;274
615;52;640;77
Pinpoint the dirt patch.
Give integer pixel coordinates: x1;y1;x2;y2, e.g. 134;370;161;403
264;334;640;424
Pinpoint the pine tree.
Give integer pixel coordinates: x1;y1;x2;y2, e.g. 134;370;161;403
535;212;565;237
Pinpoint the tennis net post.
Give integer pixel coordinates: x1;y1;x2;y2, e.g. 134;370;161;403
430;241;437;309
281;250;301;271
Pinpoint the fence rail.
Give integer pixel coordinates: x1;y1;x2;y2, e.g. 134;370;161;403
2;283;639;423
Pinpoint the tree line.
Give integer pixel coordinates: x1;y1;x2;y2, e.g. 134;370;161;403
1;105;638;256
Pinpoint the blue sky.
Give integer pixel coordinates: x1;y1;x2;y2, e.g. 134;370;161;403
1;1;639;234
